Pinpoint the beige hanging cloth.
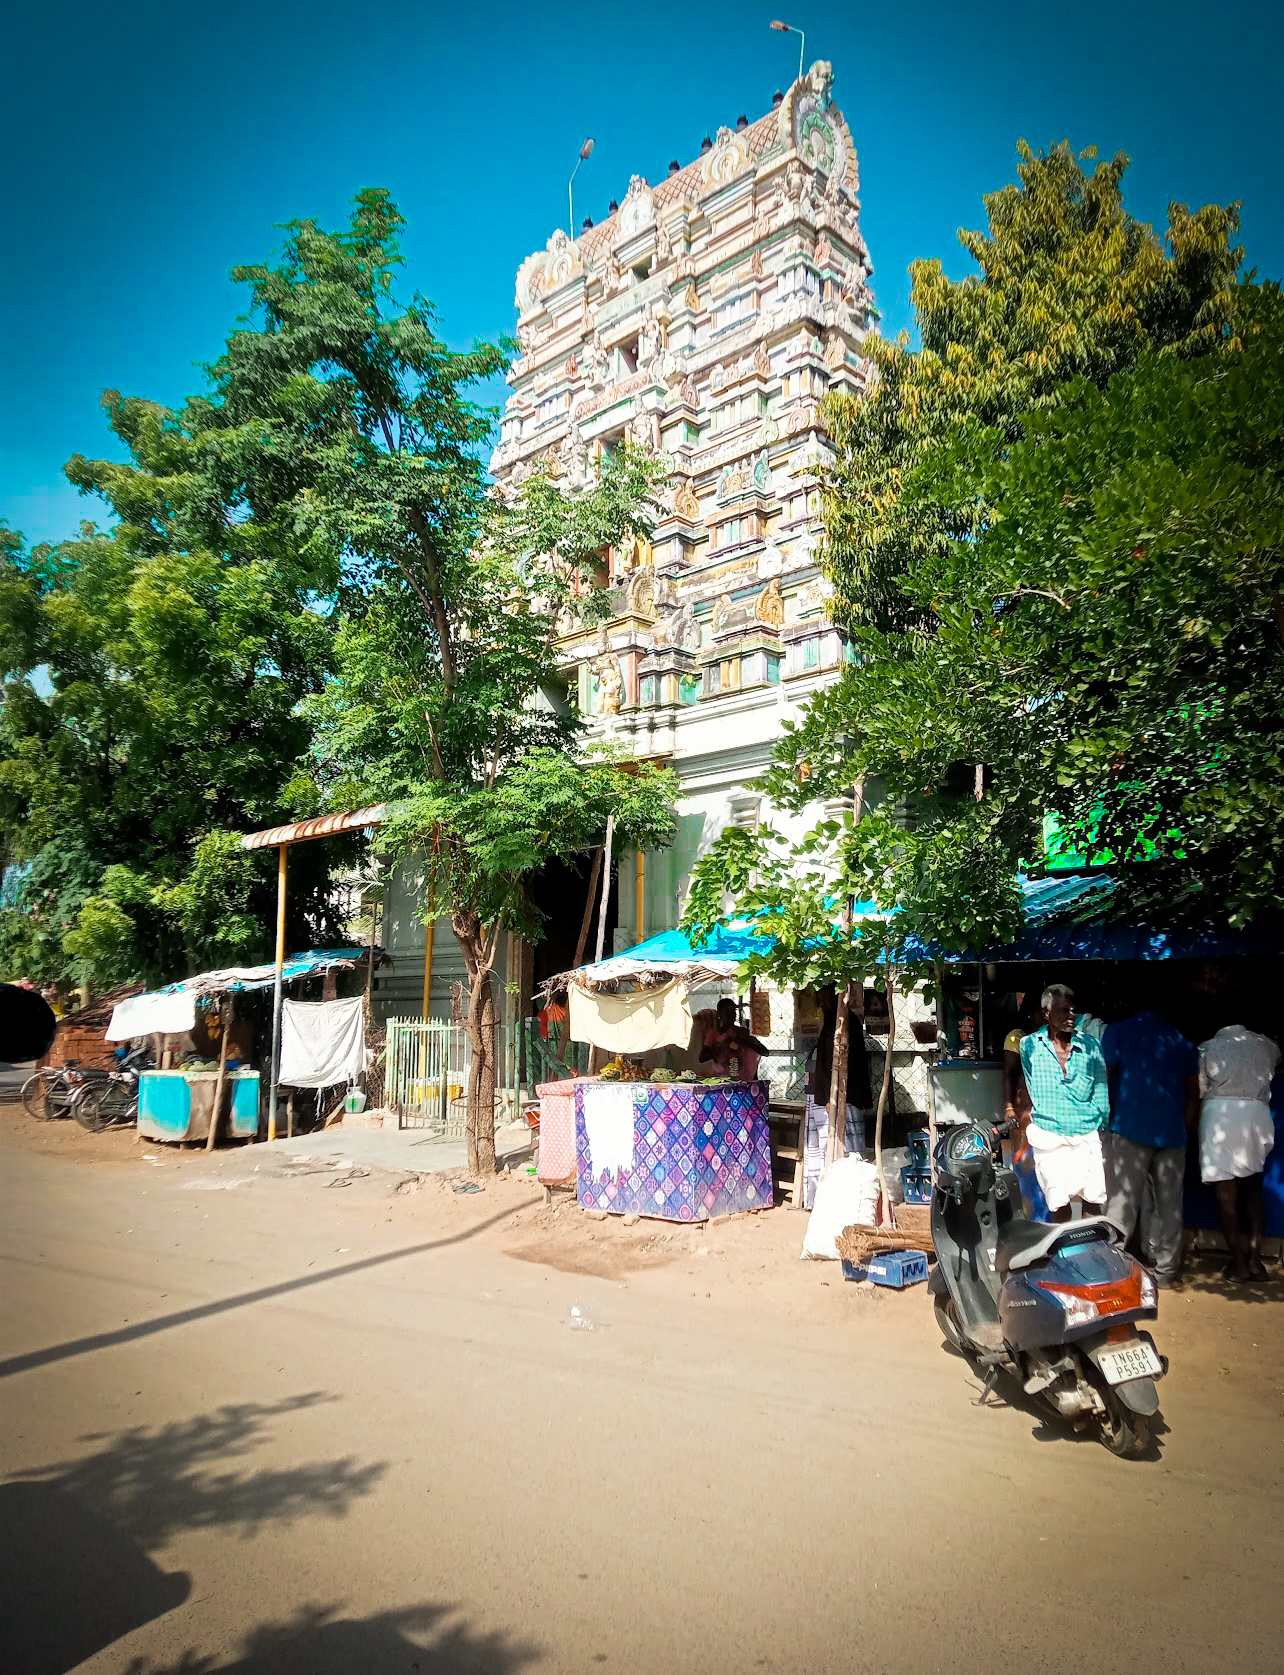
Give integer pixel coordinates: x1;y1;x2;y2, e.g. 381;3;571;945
568;980;693;1054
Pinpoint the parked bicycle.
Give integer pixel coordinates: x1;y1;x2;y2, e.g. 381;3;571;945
21;1063;88;1122
68;1044;152;1132
21;1044;151;1131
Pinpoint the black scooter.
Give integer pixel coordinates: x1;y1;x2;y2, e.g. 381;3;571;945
928;1118;1165;1457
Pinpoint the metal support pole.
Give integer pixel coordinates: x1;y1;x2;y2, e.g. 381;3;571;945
635;847;646;943
268;844;287;1142
421;919;434;1019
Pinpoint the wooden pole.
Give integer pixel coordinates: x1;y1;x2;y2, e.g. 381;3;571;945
594;814;615;963
874;976;896;1224
267;843;287;1143
573;847;604;969
204;994;233;1152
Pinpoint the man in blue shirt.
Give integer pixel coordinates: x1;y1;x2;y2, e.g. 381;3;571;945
1101;1008;1200;1288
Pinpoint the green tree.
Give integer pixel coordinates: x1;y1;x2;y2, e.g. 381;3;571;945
207;189;676;1170
0;480;341;991
823;142;1242;637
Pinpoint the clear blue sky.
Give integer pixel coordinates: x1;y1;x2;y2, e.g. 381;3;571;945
3;0;1281;548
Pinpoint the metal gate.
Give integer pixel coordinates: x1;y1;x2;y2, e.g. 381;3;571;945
383;1018;518;1132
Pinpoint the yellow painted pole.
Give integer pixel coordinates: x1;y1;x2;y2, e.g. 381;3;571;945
421;919;434;1019
635;848;645;942
267;843;287;1142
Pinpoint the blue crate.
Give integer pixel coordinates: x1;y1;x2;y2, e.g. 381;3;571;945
841;1249;929;1288
907;1128;931;1169
901;1166;933;1205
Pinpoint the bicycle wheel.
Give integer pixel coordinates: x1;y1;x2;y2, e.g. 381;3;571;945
21;1072;51;1120
71;1085;110;1132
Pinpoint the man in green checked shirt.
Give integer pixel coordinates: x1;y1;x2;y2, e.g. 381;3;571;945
1019;984;1110;1223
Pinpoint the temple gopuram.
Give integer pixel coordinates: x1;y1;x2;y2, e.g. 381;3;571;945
374;63;875;1065
491;61;873;944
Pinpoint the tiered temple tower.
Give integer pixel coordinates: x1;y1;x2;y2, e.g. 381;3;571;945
490;62;873;943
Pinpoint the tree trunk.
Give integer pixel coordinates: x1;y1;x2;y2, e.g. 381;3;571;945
465;967;498;1176
874;977;896;1225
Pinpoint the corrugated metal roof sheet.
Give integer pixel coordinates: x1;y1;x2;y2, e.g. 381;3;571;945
240;806;387;850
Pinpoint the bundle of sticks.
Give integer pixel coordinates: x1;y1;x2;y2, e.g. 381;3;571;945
837;1202;934;1267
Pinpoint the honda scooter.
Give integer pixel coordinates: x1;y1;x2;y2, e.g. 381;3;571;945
928;1118;1166;1457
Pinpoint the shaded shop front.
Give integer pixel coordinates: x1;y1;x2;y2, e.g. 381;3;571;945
922;873;1284;1239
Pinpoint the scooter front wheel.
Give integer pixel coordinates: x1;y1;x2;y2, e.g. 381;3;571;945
934;1294;966;1354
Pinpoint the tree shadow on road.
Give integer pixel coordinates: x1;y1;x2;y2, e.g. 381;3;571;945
121;1601;543;1675
3;1393;387;1675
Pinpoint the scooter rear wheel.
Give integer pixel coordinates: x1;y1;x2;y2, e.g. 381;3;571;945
1094;1377;1151;1459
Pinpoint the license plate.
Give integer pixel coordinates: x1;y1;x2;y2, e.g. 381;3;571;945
1098;1337;1163;1385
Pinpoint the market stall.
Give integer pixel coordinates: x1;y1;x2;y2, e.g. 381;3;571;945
106;946;384;1145
541;925;776;1222
917;873;1284;1236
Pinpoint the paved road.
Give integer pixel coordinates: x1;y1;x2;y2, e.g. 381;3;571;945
1;1123;1281;1675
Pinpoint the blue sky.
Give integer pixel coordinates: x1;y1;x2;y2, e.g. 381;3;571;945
3;0;1281;548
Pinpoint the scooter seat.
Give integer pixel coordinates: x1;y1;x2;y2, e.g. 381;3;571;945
995;1217;1122;1277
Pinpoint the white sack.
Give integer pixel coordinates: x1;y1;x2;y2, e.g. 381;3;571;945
278;996;365;1089
801;1154;881;1261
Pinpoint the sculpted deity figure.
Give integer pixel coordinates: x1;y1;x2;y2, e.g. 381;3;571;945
638;306;665;371
754;576;785;628
655;596;699;653
589;333;610;388
627;565;657;618
595;655;624;715
562;424;589;487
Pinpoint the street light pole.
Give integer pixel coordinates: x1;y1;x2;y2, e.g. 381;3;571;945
770;18;806;81
569;136;595;234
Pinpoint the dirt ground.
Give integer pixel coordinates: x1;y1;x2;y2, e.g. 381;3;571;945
3;1097;1284;1674
5;1097;1281;1407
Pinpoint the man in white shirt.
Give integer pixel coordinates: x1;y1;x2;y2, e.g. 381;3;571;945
1198;1023;1280;1282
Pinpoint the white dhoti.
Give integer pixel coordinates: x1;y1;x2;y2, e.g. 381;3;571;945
1026;1123;1106;1212
1199;1097;1275;1183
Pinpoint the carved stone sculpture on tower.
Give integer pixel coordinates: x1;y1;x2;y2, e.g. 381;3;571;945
590;333;610;388
754;576;785;628
654;596;699;654
627;565;657;619
639;306;665;372
562;424;589;488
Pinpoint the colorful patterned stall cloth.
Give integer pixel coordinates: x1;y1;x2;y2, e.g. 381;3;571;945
575;1080;774;1223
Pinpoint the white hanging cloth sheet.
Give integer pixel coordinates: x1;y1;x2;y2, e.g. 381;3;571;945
106;989;198;1042
278;996;365;1089
580;1082;638;1177
568;980;693;1053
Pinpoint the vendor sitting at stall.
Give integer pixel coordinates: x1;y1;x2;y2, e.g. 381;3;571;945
699;998;770;1081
